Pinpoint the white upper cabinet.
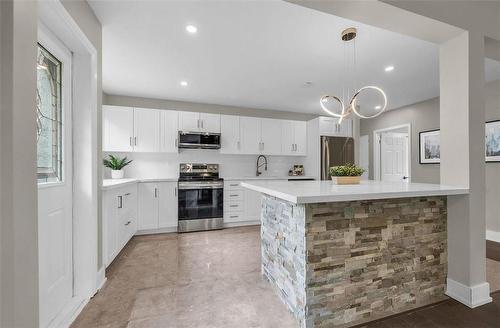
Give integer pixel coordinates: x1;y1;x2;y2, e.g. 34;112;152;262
319;116;352;137
133;108;161;152
179;111;220;133
294;121;307;155
240;116;261;154
178;111;200;132
199;113;220;133
260;118;282;155
103;106;134;152
220;115;241;154
160;110;179;153
158;182;178;229
281;120;307;156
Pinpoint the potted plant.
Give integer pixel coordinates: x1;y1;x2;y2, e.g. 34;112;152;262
103;155;133;179
329;164;365;185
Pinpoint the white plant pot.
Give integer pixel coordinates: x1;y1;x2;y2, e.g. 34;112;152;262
111;170;124;179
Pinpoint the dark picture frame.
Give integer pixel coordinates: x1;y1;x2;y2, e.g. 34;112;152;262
419;129;440;164
486;119;500;163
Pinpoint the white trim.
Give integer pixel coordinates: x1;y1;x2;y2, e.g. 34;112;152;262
446;278;492;308
96;267;107;291
224;220;260;228
373;123;411;182
135;227;178;235
46;297;87;328
39;1;99;327
486;230;500;243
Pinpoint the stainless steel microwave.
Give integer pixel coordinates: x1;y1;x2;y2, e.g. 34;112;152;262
178;131;221;149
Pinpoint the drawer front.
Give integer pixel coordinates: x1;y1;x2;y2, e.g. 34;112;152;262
225;189;243;201
225;181;242;190
224;213;245;223
225;201;244;212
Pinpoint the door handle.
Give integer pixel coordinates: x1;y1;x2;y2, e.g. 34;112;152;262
174;187;177;197
118;195;123;209
125;221;131;226
124;193;131;196
154;187;158;198
175;138;178;147
403;176;409;180
129;137;132;146
201;120;204;129
134;137;137;146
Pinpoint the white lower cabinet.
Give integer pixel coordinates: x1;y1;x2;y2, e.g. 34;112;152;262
103;183;138;267
224;180;261;225
138;181;178;232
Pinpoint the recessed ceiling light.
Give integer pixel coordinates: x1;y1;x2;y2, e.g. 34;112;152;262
385;66;395;72
180;81;188;87
186;25;197;34
374;105;382;110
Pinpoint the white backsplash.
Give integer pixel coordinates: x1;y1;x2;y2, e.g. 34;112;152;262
104;150;306;179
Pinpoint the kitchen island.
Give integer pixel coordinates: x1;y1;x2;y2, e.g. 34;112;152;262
241;180;468;328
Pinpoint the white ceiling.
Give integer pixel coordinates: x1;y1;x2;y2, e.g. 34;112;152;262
89;0;500;115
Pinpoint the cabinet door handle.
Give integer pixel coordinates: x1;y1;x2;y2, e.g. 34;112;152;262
129;137;133;146
124;192;131;196
154;187;158;198
230;205;239;208
125;221;131;226
237;141;240;149
175;138;178;147
197;119;200;129
201;120;204;129
230;194;239;197
230;183;239;187
118;195;123;209
230;215;239;218
134;136;137;146
174;187;177;197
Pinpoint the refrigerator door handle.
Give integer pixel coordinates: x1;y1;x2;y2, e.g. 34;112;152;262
325;139;330;179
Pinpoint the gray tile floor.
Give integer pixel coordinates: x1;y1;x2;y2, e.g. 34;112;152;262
72;226;500;328
71;226;298;328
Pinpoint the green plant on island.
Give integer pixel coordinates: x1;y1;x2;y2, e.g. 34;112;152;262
329;164;365;177
103;154;133;170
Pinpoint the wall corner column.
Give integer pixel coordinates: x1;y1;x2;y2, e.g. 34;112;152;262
440;31;491;307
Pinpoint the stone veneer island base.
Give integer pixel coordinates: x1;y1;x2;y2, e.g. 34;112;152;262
241;180;468;328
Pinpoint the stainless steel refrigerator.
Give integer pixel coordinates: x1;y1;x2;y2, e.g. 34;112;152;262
321;136;355;180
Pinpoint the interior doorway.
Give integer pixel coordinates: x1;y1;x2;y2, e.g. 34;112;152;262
373;124;411;182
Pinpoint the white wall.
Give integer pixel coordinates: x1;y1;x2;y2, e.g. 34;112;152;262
105;151;306;179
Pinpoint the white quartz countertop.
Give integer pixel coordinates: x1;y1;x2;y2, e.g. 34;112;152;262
103;176;316;190
240;180;469;204
102;178;138;190
223;176;315;181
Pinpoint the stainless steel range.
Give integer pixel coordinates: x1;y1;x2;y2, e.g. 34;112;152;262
177;163;224;232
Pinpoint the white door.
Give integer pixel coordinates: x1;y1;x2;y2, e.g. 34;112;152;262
160;110;179;153
220;115;240;154
37;32;74;327
138;183;159;230
133;108;160;152
158;182;178;229
261;118;282;155
240;116;261;154
281;120;295;155
199;113;220;133
103;106;134;152
380;133;408;182
179;111;200;132
294;121;307;156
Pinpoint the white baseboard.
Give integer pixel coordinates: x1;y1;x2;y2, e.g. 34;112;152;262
446;278;492;308
224;220;260;228
47;296;87;328
135;226;177;235
486;230;500;243
96;266;107;291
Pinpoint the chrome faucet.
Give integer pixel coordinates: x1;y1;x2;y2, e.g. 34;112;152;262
256;155;268;176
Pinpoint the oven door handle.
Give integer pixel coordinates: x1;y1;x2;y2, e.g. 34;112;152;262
178;184;223;190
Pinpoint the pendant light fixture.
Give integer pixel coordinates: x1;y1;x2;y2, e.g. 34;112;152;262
320;27;387;123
